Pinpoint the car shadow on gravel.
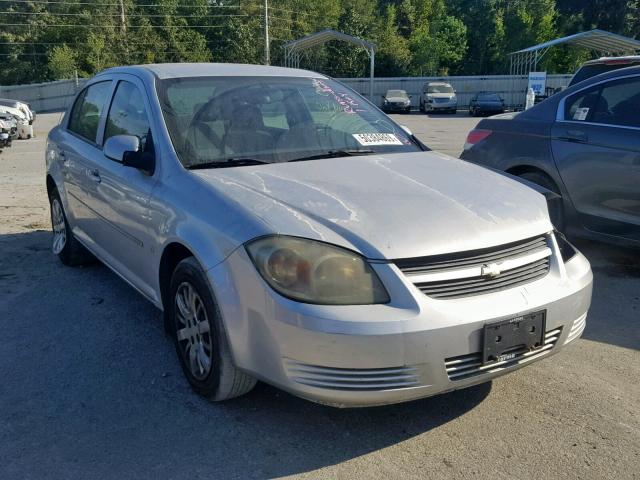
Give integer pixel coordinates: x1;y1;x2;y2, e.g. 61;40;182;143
0;230;491;479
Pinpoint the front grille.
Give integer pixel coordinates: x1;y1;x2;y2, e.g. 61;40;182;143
395;235;552;299
445;327;561;381
284;359;420;391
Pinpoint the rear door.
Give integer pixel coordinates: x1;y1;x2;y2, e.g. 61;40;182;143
59;80;113;242
551;74;640;240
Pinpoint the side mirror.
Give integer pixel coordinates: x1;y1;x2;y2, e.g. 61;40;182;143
408;95;413;99
104;134;139;162
104;134;155;175
381;95;386;99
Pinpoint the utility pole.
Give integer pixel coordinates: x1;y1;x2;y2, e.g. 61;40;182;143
264;0;270;65
119;0;126;33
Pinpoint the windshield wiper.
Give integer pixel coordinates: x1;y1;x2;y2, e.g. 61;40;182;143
187;158;270;170
288;149;376;162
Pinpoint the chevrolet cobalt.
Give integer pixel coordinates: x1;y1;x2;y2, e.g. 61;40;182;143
46;64;592;407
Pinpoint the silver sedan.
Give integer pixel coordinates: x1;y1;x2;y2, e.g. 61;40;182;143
46;63;592;407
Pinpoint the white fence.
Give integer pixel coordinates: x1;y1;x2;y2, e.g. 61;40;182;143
0;78;88;113
338;74;573;109
0;74;572;112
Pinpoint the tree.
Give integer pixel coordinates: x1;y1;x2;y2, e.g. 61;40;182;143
47;45;77;80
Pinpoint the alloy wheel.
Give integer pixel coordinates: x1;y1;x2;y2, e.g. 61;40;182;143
175;282;213;380
51;198;67;255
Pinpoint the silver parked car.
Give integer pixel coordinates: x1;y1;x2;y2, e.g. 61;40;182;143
46;64;592;407
420;81;457;113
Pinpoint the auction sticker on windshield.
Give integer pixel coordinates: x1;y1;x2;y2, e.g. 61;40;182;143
353;133;403;146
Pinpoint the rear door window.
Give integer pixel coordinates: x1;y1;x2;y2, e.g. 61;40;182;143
593;77;640;128
565;76;640;127
564;86;601;122
68;81;112;143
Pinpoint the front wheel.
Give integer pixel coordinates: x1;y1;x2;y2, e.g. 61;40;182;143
169;257;256;401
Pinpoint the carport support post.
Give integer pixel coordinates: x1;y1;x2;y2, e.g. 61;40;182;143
369;48;375;102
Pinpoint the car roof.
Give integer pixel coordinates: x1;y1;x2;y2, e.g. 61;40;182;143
97;63;325;80
581;55;640;66
573;64;640;85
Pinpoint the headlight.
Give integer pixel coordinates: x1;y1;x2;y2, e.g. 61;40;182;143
246;236;390;305
404;99;411;105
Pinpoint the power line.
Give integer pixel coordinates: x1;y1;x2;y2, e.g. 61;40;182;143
0;0;240;6
0;40;227;45
268;6;314;17
4;12;249;17
0;51;217;56
0;23;230;28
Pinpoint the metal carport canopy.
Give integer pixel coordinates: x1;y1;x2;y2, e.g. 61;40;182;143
509;29;640;75
283;29;377;99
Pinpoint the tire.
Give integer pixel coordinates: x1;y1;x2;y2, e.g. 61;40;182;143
169;257;256;401
49;188;94;266
518;171;565;231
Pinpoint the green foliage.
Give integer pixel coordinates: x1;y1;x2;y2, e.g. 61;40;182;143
47;45;77;80
0;0;637;85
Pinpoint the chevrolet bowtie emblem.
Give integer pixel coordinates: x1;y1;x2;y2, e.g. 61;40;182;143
481;263;502;278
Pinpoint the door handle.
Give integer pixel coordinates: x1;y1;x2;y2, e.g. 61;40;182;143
558;129;588;143
87;168;101;183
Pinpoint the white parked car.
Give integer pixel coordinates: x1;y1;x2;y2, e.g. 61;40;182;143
0;98;35;125
0;105;32;139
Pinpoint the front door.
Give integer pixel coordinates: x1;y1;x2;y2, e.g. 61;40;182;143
83;77;160;300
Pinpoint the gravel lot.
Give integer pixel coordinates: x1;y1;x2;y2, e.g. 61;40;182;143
1;112;638;480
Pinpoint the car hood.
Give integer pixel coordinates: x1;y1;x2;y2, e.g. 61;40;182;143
385;96;409;102
193;152;552;260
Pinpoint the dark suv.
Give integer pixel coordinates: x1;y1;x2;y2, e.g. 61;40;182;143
569;56;640;86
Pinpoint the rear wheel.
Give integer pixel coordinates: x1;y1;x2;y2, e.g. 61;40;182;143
169;257;256;401
518;171;565;231
49;188;93;266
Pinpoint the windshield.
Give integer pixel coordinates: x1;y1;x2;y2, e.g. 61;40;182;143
386;90;407;98
427;85;454;94
157;76;422;168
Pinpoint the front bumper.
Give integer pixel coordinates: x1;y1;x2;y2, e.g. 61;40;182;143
426;100;457;111
382;103;411;112
209;238;592;407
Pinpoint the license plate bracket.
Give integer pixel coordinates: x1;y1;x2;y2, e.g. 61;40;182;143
482;310;546;364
